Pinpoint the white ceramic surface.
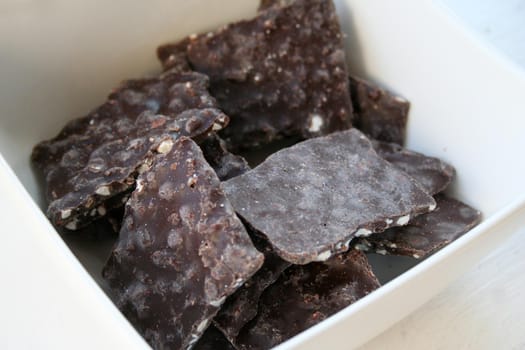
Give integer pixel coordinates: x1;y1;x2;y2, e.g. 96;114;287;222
360;0;525;348
1;0;525;349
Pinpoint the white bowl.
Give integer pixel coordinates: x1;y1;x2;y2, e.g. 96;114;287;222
1;0;525;349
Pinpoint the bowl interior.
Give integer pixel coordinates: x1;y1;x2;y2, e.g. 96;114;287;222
2;0;525;344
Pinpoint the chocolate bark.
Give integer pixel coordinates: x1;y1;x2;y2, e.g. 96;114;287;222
102;136;264;350
372;140;455;195
157;0;353;149
157;37;193;74
214;228;291;343
355;195;481;258
223;129;436;264
59;207;124;239
350;76;410;145
200;133;251;181
32;71;228;230
258;0;295;11
234;250;380;350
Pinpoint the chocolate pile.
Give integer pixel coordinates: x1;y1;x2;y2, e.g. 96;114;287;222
32;0;481;349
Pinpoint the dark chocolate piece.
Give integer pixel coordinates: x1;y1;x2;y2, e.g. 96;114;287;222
32;71;228;230
234;250;380;350
59;214;121;243
201;133;251;181
158;0;353;149
258;0;295;11
194;325;236;350
102;136;264;350
214;229;291;343
350;76;410;145
63;206;124;237
372;140;455;195
355;195;482;258
223;129;436;264
157;37;193;73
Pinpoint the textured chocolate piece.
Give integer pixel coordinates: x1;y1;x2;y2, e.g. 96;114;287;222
214;229;291;343
258;0;295;11
372;140;455;195
194;325;235;350
59;205;123;237
102;136;264;350
355;195;482;258
158;0;353;149
223;129;436;264
32;71;228;230
157;37;193;73
350;76;410;145
201;133;251;181
234;250;380;350
59;211;122;241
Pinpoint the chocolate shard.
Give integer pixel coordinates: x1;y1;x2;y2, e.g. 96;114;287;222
354;194;482;259
102;136;264;350
194;325;236;350
223;129;436;264
350;75;410;145
372;140;456;195
258;0;295;11
58;206;124;238
214;228;291;343
157;37;193;73
201;133;251;181
32;71;229;230
157;0;353;149
234;250;380;350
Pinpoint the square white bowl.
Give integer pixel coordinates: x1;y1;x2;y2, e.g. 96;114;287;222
1;0;525;349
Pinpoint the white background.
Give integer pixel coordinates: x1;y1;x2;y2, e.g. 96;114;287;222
360;1;525;349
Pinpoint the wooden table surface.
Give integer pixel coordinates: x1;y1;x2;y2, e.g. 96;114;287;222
360;1;525;349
